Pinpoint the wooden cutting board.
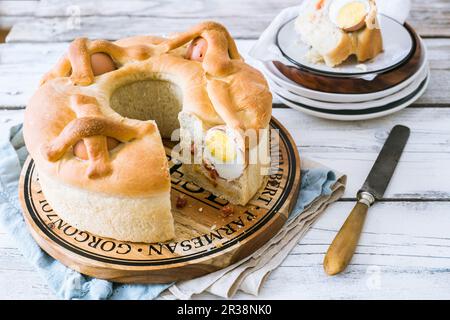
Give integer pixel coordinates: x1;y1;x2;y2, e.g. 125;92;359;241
18;117;301;283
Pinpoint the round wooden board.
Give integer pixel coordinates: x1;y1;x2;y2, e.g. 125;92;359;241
274;23;423;94
18;117;301;284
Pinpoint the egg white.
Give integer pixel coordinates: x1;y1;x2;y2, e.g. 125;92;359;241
203;126;246;181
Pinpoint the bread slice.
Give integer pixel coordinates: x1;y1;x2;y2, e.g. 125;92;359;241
295;0;383;67
177;111;271;206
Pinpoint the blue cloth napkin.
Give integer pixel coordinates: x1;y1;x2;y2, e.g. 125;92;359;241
0;123;338;300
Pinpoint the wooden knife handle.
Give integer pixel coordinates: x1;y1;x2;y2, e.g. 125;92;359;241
323;202;369;275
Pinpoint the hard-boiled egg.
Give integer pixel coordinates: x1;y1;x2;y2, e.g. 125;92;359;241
90;52;117;76
203;126;246;181
73;137;120;160
329;0;370;32
185;37;208;62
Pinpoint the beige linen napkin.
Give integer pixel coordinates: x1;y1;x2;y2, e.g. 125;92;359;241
163;158;346;299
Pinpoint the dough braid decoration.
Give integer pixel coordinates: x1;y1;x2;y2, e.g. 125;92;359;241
40;38;157;86
161;21;242;76
40;21;241;86
41;94;155;178
40;22;250;179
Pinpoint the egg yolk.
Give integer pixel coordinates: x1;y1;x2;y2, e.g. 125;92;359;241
205;130;237;163
336;2;367;30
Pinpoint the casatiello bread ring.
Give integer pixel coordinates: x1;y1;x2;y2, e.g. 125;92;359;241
24;22;272;243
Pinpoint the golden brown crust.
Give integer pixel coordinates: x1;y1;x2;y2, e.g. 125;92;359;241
325;25;383;66
24;21;272;198
355;27;383;62
24;80;171;197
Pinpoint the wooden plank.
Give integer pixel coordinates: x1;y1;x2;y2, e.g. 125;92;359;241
0;1;38;16
2;201;450;299
0;225;55;300
34;0;299;18
273;107;450;200
2;107;450;201
409;0;450;38
260;201;450;299
0;39;449;108
0;1;39;28
197;201;450;299
0;109;23;124
0;42;67;107
6;0;450;42
0;17;33;29
5;16;275;42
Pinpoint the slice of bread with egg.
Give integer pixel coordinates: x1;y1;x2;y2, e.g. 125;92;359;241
295;0;383;67
177;113;271;206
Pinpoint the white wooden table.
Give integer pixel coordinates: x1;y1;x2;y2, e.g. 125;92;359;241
1;0;450;300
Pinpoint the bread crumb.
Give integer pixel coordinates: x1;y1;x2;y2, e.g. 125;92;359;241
221;205;234;217
356;63;368;72
198;207;203;213
306;48;324;64
175;195;187;209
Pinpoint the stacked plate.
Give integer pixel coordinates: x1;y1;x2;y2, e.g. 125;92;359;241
261;15;430;120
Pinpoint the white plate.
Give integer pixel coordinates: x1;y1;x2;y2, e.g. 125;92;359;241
260;38;427;103
277;15;414;77
275;73;430;121
268;64;428;111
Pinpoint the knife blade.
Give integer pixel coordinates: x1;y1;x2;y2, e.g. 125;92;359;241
323;125;410;276
359;125;411;201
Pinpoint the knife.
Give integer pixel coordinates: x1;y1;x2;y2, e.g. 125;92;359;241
323;125;410;276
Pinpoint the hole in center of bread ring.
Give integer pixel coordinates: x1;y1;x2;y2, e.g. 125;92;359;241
90;52;117;76
73;137;121;160
185;37;208;62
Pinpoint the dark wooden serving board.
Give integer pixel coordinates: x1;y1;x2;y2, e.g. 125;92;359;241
274;23;424;94
18;117;301;284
